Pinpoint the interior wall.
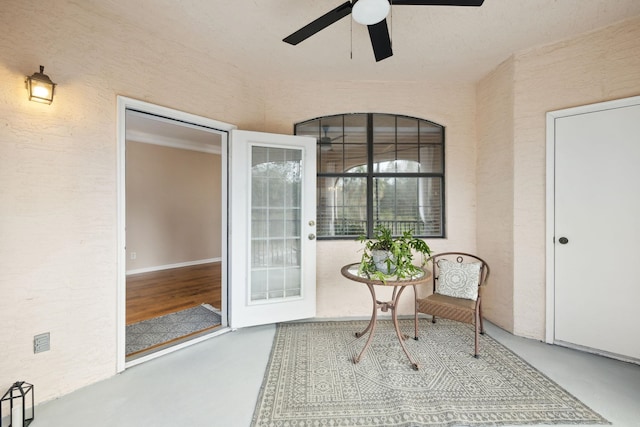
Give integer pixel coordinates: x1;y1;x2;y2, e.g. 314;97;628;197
475;15;640;339
262;80;479;317
476;58;516;332
125;141;222;272
0;0;264;404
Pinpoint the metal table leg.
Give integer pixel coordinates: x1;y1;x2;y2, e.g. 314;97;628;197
353;283;378;363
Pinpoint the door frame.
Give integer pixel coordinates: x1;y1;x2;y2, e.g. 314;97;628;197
116;96;236;372
544;95;640;345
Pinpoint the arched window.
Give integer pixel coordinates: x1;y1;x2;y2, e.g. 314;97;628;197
295;113;444;239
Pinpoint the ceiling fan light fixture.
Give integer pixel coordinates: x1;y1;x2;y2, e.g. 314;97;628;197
352;0;390;25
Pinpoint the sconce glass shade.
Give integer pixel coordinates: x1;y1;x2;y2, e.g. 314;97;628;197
352;0;390;25
26;66;56;104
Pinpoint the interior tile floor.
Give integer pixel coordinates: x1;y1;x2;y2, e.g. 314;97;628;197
35;319;640;427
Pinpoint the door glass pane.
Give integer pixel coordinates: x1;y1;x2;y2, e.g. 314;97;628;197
250;146;302;302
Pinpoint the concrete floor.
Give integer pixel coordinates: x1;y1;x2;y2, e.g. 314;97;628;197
34;320;640;427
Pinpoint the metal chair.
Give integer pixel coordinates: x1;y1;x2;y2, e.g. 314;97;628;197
415;252;490;358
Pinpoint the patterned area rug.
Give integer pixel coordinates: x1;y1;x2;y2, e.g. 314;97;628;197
126;304;221;355
252;319;609;426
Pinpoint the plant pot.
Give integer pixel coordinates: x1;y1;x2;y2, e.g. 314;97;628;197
371;250;396;274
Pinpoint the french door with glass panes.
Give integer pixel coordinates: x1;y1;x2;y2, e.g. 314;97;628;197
229;130;317;328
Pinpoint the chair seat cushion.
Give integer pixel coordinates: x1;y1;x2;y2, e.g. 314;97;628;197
436;259;481;300
417;293;477;324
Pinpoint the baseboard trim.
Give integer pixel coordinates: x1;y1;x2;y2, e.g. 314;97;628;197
554;339;640;365
126;258;221;276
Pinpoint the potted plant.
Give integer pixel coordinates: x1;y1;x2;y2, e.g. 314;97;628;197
357;224;432;281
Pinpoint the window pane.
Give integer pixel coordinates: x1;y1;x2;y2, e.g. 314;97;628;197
296;121;319;139
373;114;395;145
419;144;443;173
397;117;418;144
317;176;367;237
319;144;343;173
372;177;443;236
418;177;444;236
320;116;343;150
296;113;445;239
318;116;344;172
343;114;367;144
419;120;443;144
396;145;419;165
373;143;395;167
344;144;367;172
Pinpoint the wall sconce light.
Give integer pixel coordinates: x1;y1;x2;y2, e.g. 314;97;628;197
26;65;56;104
0;381;35;427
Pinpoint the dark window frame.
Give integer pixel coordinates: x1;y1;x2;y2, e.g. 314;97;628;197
295;113;445;240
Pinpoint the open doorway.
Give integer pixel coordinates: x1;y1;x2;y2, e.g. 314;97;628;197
116;97;317;371
119;104;231;366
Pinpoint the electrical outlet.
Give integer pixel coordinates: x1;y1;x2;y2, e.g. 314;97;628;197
34;332;50;353
130;252;137;260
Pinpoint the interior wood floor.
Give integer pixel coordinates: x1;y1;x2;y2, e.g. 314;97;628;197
126;262;222;325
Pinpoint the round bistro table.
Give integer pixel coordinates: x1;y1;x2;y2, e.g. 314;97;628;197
340;263;432;370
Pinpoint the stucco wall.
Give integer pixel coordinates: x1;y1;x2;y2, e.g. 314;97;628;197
2;0;639;407
510;15;640;339
262;80;479;317
476;58;515;332
475;15;640;339
0;0;263;404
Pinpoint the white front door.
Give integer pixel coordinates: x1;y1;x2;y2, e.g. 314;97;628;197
550;96;640;361
229;130;317;328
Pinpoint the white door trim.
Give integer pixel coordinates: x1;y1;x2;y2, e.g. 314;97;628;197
545;95;640;345
116;96;236;372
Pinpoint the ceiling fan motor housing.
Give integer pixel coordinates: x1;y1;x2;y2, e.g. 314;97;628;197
283;0;485;62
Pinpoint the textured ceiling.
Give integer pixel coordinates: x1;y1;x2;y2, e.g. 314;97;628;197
94;0;640;83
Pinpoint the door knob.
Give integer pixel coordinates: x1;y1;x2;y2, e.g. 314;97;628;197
558;237;569;244
308;220;315;226
308;233;316;240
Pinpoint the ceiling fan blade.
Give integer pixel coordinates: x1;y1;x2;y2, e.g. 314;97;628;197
368;19;393;62
283;1;353;45
392;0;484;5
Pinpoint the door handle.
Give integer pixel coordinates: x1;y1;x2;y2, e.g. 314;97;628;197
558;237;569;244
308;233;316;240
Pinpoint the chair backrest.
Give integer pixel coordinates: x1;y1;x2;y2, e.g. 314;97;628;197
426;252;490;295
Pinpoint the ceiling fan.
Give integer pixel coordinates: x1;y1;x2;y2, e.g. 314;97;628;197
283;0;485;62
319;125;344;151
